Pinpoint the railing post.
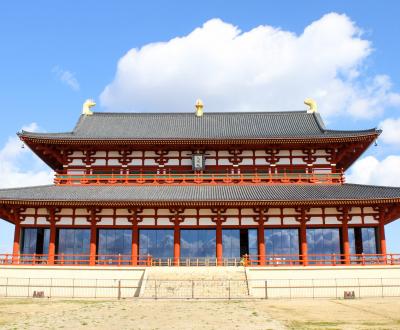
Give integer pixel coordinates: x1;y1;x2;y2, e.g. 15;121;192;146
118;280;121;300
265;280;268;299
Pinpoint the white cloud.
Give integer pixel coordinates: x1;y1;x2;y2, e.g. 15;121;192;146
52;66;80;91
100;14;400;119
0;123;53;188
379;117;400;146
347;155;400;186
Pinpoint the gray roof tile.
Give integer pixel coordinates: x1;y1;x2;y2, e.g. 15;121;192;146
0;184;399;204
20;111;378;140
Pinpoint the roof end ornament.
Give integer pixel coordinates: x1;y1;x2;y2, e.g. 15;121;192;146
304;98;317;113
82;99;96;116
195;99;204;117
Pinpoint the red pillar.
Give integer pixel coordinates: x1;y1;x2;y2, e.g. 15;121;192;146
89;220;97;266
12;218;21;264
216;221;223;266
258;222;265;266
131;224;138;266
173;222;180;266
300;219;308;266
48;215;56;265
342;220;350;265
379;221;387;255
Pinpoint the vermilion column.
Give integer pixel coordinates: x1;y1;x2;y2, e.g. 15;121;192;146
48;212;56;265
379;221;387;256
216;221;223;266
173;222;180;266
131;223;139;266
12;216;21;264
258;222;265;266
89;220;97;266
342;220;350;265
300;218;308;266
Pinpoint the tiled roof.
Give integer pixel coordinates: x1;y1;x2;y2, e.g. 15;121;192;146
19;111;379;140
0;184;399;205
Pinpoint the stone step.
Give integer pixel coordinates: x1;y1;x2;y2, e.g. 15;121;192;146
142;267;249;298
145;266;247;280
142;280;249;298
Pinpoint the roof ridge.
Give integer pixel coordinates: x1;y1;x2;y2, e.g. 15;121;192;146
88;110;310;116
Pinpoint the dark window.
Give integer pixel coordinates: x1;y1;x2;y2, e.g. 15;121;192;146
181;229;216;258
307;228;340;262
276;167;306;174
248;229;258;256
222;229;258;258
21;228;50;255
349;227;377;255
223;229;240;258
98;229;131;262
265;229;299;255
57;229;90;262
139;229;174;258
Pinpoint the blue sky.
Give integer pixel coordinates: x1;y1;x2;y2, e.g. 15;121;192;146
0;1;400;253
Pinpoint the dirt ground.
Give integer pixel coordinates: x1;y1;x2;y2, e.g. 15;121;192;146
0;298;399;330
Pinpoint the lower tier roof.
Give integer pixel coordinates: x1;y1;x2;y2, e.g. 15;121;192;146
1;184;400;207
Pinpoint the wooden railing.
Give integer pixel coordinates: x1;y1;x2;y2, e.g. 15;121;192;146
1;253;399;267
247;254;400;266
54;171;344;186
0;254;152;266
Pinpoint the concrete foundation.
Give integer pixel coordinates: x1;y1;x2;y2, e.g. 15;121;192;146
246;266;400;299
1;265;400;299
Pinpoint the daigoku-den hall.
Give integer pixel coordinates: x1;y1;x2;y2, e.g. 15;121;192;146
1;99;400;267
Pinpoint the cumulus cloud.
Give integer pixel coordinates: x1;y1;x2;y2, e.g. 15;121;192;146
100;14;400;118
347;155;400;186
379;117;400;146
52;66;80;91
0;123;53;188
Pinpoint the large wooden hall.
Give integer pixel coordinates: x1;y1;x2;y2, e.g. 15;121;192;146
1;100;400;267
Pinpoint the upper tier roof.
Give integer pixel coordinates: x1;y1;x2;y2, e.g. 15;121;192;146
0;183;399;205
19;111;379;141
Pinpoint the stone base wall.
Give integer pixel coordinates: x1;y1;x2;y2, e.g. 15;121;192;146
246;266;400;299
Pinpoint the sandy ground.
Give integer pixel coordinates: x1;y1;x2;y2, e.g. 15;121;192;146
0;298;399;330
